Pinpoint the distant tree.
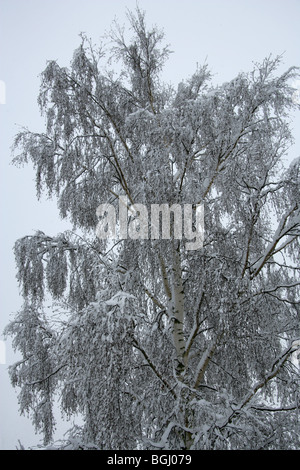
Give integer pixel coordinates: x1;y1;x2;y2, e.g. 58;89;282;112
5;8;300;450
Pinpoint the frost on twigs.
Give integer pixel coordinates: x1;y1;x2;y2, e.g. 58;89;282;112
5;6;300;450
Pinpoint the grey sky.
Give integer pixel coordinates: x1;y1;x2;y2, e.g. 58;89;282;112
0;0;299;449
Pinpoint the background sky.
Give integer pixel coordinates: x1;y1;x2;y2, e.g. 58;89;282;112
0;0;299;450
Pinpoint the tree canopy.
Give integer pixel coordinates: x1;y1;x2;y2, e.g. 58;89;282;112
5;8;300;450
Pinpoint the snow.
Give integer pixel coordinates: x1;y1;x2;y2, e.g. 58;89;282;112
105;291;136;313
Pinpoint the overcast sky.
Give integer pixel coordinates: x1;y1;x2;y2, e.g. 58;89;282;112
0;0;299;450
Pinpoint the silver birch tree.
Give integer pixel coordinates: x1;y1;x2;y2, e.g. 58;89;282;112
5;8;300;450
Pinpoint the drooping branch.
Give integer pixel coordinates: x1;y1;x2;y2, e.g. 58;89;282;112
250;204;299;278
131;338;177;399
218;341;299;430
25;364;68;386
250;404;298;412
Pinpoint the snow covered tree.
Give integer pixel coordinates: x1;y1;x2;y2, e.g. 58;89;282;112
5;8;300;449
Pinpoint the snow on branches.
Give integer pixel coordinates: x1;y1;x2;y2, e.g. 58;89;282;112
6;7;300;450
